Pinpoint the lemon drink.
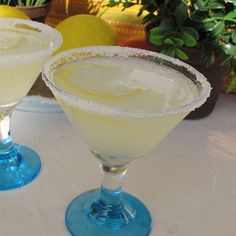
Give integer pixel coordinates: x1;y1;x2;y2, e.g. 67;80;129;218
53;56;200;166
0;25;51;110
43;46;210;236
0;18;62;190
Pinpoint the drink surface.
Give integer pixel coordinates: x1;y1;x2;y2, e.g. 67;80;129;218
54;57;199;113
0;26;50;107
53;56;199;165
0;27;49;55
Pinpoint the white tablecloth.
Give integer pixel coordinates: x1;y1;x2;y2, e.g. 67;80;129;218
0;94;236;236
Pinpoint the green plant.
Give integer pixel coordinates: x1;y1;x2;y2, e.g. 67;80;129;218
107;0;236;92
17;0;48;6
0;0;48;6
0;0;12;5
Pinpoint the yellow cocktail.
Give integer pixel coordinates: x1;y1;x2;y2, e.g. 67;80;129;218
0;25;50;107
53;56;200;165
0;18;62;190
43;46;210;236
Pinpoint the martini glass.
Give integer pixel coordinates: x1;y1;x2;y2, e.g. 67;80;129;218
43;46;211;236
0;18;62;190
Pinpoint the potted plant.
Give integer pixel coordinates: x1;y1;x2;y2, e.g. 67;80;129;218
106;0;236;119
0;0;51;22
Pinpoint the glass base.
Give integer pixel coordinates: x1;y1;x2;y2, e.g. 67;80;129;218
65;189;152;236
0;144;41;190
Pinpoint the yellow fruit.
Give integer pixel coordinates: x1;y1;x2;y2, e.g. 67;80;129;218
55;14;117;54
0;5;30;20
58;63;142;99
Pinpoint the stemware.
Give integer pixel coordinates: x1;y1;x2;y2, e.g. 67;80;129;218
43;46;211;236
0;18;62;190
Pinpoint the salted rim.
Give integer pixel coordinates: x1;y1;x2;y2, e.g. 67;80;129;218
0;18;62;66
42;46;211;118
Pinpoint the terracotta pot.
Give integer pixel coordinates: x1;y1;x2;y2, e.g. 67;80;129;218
147;39;230;119
17;2;51;22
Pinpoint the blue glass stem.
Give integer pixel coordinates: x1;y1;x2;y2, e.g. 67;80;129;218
89;164;136;229
0;114;21;170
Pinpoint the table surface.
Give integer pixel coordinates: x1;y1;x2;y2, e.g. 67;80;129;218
0;93;235;236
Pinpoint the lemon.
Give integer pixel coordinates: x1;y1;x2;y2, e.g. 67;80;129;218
76;87;142;99
55;62;142;99
55;14;117;54
0;5;30;20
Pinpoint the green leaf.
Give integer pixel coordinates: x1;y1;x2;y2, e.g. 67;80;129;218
183;27;199;40
172;37;184;46
161;47;176;58
174;2;188;26
180;31;197;47
175;48;189;60
202;18;217;23
213;12;225;18
164;38;174;45
221;34;231;43
168;47;176;57
106;1;120;7
211;21;225;38
149;35;166;46
202;50;215;67
137;6;144;17
231;29;236;44
143;13;157;24
202;21;216;31
226;77;236;93
207;2;225;10
225;10;236;20
160;48;168;55
221;44;236;56
149;27;168;46
150;27;166;35
195;0;206;11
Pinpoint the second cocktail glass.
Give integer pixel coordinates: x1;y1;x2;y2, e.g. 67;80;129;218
43;46;211;236
0;18;62;190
